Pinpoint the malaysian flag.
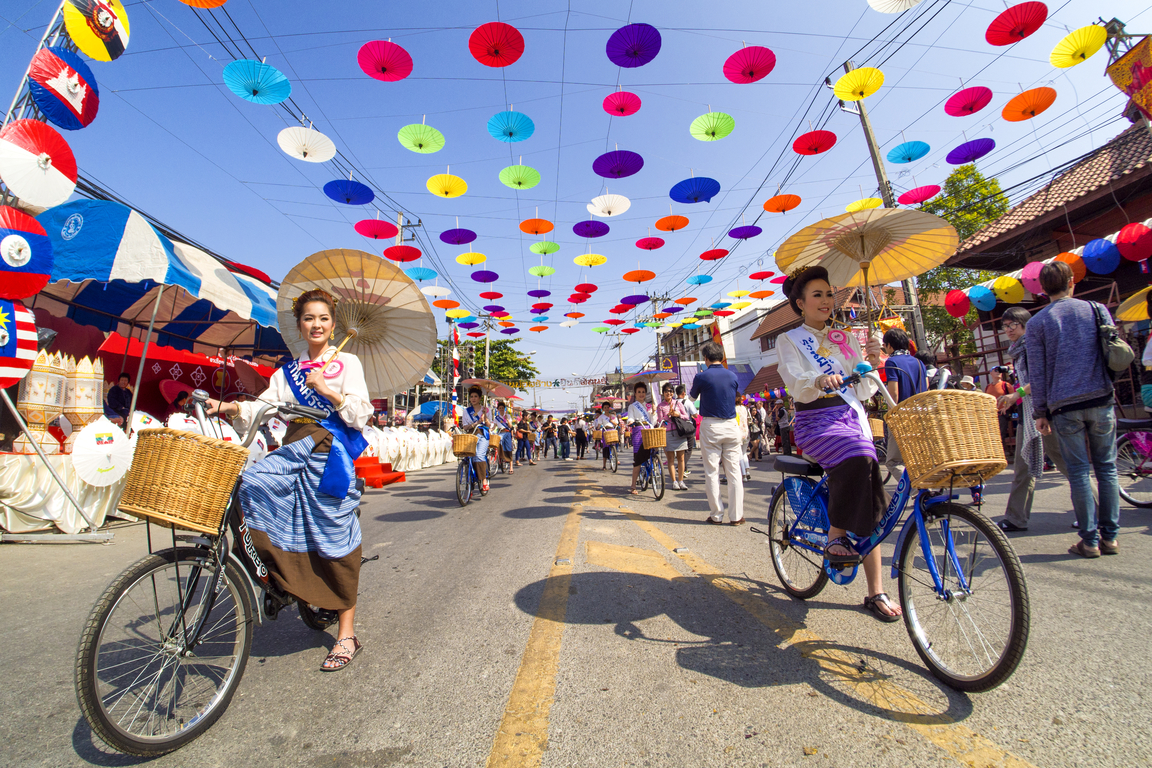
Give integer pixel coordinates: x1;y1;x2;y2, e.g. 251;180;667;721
0;299;38;388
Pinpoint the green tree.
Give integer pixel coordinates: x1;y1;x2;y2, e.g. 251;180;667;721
430;335;539;384
918;164;1010;357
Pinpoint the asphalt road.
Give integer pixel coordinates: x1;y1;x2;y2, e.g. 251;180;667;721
1;448;1149;768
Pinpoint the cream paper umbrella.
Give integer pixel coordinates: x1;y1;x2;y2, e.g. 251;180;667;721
277;125;337;163
72;416;133;486
277;249;437;398
587;194;631;217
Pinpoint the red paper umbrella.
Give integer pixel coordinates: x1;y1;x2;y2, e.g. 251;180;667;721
575;282;598;293
0;119;77;207
944;86;993;116
1001;87;1056;121
1117;222;1152;262
520;217;553;235
897;185;941;205
354;219;399;239
467;331;487;338
469;22;525;67
944;289;970;318
609;305;632;314
674;297;697;305
603;90;642;116
713;310;735;317
749;270;775;280
492;311;510;319
384;245;421;262
569;294;589;303
749;290;774;299
636;236;665;250
655;215;689;232
533;303;553;311
985;2;1048;46
723;45;776;84
566;312;585;318
433;299;460;309
358;40;413;82
792;130;836;156
764;194;801;213
621;328;640;334
479;291;503;300
604;318;626;326
700;249;728;261
770;275;787;284
623;269;655;283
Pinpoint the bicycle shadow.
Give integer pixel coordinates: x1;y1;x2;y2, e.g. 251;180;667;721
71;719;151;767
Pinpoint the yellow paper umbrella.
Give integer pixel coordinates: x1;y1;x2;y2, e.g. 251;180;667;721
833;67;884;101
456;252;486;265
727;290;750;298
427;172;467;198
1050;25;1106;68
64;0;131;62
446;308;471;318
845;197;883;213
728;301;752;310
574;253;607;267
992;275;1025;304
1116;287;1151;322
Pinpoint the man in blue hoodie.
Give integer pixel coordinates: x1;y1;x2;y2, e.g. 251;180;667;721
1026;261;1120;558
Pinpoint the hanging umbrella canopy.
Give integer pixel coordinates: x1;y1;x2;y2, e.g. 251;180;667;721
383;245;421;263
521;218;554;235
1002;87;1056;121
405;267;437;282
729;225;762;239
690;112;735;141
63;0;130;61
482;290;505;299
422;286;451;297
944;86;993;116
397;123;445;153
527;289;550;297
574;253;607;267
426;173;467;198
277;125;336;163
325;179;374;205
986;2;1048;45
1050;25;1106;68
500;164;541;189
603;90;641;116
592;149;644;179
277;250;434;397
28;46;100;130
749;271;775;280
529;265;556;277
0;206;53;299
868;0;925;11
0;119;77;207
793;130;836;155
764;194;801;213
700;248;728;261
588;194;630;217
887;140;930;164
946;138;995;164
470;22;525;67
749;289;774;299
845;197;883;213
456;252;486;265
358;40;413;81
530;240;559;255
623;270;655;283
636;236;665;250
606;23;662;67
488;111;535;142
686;274;712;285
834;67;884;101
655;215;689;231
573;220;610;238
471;270;499;283
355;219;399;240
1117;287;1152;322
898;185;941;205
223;59;291;105
723;45;776;83
440;227;476;245
670;177;721;204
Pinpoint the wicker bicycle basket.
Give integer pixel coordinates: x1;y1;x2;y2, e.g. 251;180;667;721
641;428;667;449
591;429;603;440
603;429;620;445
453;433;478;457
884;390;1006;489
869;417;886;440
118;428;250;535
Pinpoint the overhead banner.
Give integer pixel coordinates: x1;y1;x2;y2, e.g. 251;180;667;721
1108;36;1152;121
499;376;607;389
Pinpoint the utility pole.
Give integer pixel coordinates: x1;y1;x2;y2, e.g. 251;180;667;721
840;60;928;351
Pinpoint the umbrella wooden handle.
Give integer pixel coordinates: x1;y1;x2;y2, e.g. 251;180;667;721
317;329;358;368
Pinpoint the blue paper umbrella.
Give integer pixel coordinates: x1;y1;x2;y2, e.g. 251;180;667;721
670;177;721;204
405;267;438;281
532;315;549;322
28;47;99;131
457;315;478;324
223;59;292;105
488;111;535;143
886;141;930;164
686;274;713;285
1082;238;1120;274
968;284;996;311
323;179;374;205
710;302;731;309
681;323;700;329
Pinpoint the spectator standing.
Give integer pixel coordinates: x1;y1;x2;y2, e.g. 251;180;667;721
676;384;698;475
656;383;690;490
558;418;571;460
106;372;133;427
1027;261;1120;557
777;398;794;456
733;395;752;483
747;399;763;462
881;328;927;482
985;366;1014;451
543;416;559;459
574;415;588;459
690;343;744;525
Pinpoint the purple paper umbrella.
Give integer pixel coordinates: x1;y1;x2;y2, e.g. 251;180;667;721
501;328;520;334
622;294;650;305
606;23;662;68
592;149;644;179
459;322;479;329
471;270;499;283
661;306;683;314
483;304;505;312
573;220;610;238
440;228;477;245
728;225;762;239
946;138;995;165
527;289;551;298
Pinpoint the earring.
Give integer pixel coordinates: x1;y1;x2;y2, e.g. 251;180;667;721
330;331;335;340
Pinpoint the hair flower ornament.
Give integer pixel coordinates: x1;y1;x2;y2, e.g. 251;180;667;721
826;328;855;359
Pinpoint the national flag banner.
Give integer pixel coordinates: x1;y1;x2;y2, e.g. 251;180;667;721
0;206;53;299
95;433;114;446
28;46;100;130
0;298;38;388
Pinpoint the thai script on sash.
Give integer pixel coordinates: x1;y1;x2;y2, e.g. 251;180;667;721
799;337;849;395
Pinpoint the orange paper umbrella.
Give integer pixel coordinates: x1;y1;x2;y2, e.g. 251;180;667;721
623;269;656;283
1001;87;1056;122
749;290;774;299
656;215;689;232
530;325;548;332
674;296;697;305
1054;251;1087;283
565;311;585;318
764;194;801;213
520;217;554;235
654;312;672;319
433;299;460;309
498;321;516;328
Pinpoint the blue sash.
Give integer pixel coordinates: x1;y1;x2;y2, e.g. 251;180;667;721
282;359;368;499
465;405;490;440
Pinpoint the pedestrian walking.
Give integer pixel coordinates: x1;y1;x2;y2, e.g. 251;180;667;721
559;417;572;459
593;402;619;470
1027;260;1122;557
777;398;794;456
748;402;764;462
543;416;559;459
880;328;927;482
575;415;588;459
690;342;744;525
676;384;698;476
657;382;690;489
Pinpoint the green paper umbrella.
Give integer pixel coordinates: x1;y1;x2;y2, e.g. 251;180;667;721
398;121;445;154
690;111;735;141
694;309;713;316
530;240;559;255
499;162;541;190
594;326;610;333
643;321;662;327
529;265;556;277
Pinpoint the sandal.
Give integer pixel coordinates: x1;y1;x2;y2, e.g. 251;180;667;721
321;636;362;672
823;536;861;566
863;593;902;623
1068;540;1100;559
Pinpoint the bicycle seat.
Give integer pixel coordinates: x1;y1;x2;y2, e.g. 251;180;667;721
774;455;824;476
1118;417;1152;429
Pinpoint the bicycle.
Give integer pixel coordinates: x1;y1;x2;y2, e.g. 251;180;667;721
635;449;665;500
74;391;355;756
761;368;1029;692
455;425;489;507
603;440;619;473
1115;416;1152;508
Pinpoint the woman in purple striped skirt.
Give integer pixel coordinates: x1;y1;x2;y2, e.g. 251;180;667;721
777;266;903;622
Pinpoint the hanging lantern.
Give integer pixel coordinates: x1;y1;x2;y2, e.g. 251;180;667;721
1020;261;1044;295
944;289;971;318
1054;251;1087;283
968;285;996;312
1082;238;1119;275
992;275;1025;304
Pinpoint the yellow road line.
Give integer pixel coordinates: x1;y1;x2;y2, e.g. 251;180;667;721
585;540;682;580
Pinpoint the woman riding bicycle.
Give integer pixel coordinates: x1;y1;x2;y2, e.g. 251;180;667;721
593;401;619;470
206;289;373;670
459;386;492;492
493;399;515;475
626;382;657;495
777;266;902;622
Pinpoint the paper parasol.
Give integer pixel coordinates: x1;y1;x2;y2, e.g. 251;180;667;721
530;241;559;255
764;194;801;212
1055;251;1086;282
574;253;607;267
398;123;445;153
723;45;776;84
1002;87;1056;121
28;47;99;130
501;328;520;334
566;312;585;319
700;249;728;261
72;417;134;486
528;289;550;298
278;125;336;162
573;220;610;238
898;185;941;205
592;150;644;179
944;86;993;116
606;23;662;68
986;2;1048;46
946;138;995;164
887;140;929;164
488;110;534;142
749;271;774;280
406;267;437;281
223;59;291;105
356;219;398;240
63;0;129;62
576;282;599;293
483;290;506;299
178;0;228;7
1118;222;1152;262
845;198;883;213
1117;286;1152;322
623;295;649;306
729;225;762;239
609;304;633;313
483;304;505;312
358;40;413;81
0;119;77;207
603;90;641;116
461;378;516;398
623;269;655;283
656;215;689;231
324;179;374;205
867;0;925;12
471;270;499;283
529;265;556;277
0;206;52;299
793;130;836;155
686;274;712;285
440;227;476;245
520;218;553;235
1050;25;1106;68
833;67;884;101
588;194;630;217
384;245;421;262
494;165;539;194
470;22;525;67
456;252;486;265
690;112;735;141
530;326;549;332
569;293;590;303
426;173;467;198
670;177;721;204
604;318;626;325
432;299;459;310
0;299;36;388
422;286;451;297
636;236;665;250
532;315;549;322
675;325;696;331
749;290;774;299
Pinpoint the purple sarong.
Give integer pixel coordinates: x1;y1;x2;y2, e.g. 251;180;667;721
792;404;875;468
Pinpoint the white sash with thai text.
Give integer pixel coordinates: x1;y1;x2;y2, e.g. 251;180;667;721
784;326;869;437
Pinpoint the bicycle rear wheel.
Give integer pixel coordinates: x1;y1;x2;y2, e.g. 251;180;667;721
609;447;619;474
897;503;1029;692
75;548;253;756
766;482;828;600
1116;434;1152;508
456;461;472;507
874;438;892;485
651;459;665;500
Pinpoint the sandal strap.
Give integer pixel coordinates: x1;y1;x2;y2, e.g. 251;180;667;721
865;592;893;607
825;536;857;555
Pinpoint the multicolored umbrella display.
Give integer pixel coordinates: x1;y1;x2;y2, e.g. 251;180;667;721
0;119;77;207
277;125;337;162
606;23;662;68
324;178;374;205
1002;87;1057;121
592;150;644;178
63;0;130;62
603;90;642;116
723;45;776;84
223;59;292;105
690;111;735;141
488;110;535;142
946;138;995;164
397;121;445;153
469;22;525;67
944;86;993;116
670;177;721;204
28;47;99;130
986;2;1048;45
358;40;413;81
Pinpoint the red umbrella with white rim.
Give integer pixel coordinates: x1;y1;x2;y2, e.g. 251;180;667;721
0;119;77;207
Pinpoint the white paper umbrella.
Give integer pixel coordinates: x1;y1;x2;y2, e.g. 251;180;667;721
129;410;162;438
277;125;337;163
0;119;77;207
868;0;925;11
165;413;264;468
587;194;631;217
421;285;451;297
72;416;133;486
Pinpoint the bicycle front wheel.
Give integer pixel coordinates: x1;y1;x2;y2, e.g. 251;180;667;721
75;548;253;756
766;483;828;600
897;503;1029;692
1116;434;1152;508
609;447;619;473
456;461;472;507
651;459;665;500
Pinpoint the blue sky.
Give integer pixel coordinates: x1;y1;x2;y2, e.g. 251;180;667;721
2;0;1145;409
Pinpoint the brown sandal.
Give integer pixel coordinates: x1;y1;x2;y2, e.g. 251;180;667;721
321;636;362;672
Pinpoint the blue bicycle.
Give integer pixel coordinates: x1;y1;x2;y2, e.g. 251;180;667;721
636;449;665;500
455;426;492;507
764;369;1029;692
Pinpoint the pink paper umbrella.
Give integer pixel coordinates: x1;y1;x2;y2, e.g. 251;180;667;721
723;45;776;84
897;185;941;205
636;236;665;250
793;130;836;155
1020;261;1044;294
358;40;413;82
355;219;399;239
603;90;641;116
945;86;993;117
